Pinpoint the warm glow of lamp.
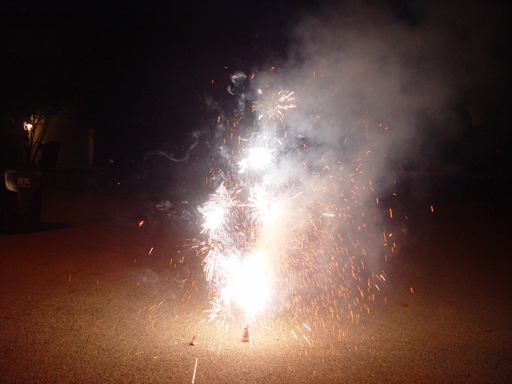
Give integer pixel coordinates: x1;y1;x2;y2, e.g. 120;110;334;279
24;122;33;131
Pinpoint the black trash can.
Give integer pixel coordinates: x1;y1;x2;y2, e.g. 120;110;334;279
4;170;43;232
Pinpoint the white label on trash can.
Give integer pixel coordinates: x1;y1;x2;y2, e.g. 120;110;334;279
17;178;31;187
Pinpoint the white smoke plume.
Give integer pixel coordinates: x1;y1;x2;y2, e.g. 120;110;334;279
262;0;510;172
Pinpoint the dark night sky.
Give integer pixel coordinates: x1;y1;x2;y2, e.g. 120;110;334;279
1;0;511;163
1;1;318;157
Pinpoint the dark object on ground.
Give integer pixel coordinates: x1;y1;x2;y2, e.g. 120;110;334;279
3;169;43;232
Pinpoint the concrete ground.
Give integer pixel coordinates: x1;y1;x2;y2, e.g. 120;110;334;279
1;172;511;383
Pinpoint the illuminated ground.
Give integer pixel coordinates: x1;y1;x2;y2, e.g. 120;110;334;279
1;174;511;383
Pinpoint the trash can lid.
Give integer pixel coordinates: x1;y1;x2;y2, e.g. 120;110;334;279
5;169;43;192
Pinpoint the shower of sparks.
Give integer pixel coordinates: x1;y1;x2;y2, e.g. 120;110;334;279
254;89;297;124
198;184;233;237
193;69;393;340
247;184;275;224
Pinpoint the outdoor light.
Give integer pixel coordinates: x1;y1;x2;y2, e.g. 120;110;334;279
24;122;33;131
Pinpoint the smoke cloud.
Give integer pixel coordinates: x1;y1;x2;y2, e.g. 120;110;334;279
251;0;511;174
194;0;511;332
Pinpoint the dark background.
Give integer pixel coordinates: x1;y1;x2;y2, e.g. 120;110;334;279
0;0;317;161
1;0;511;174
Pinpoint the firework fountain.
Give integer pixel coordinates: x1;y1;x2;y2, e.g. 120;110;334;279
189;65;395;342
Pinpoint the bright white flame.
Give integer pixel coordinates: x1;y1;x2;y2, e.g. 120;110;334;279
248;148;272;168
222;253;271;315
239;147;273;173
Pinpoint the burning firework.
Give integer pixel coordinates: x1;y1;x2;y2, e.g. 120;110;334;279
194;68;392;340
